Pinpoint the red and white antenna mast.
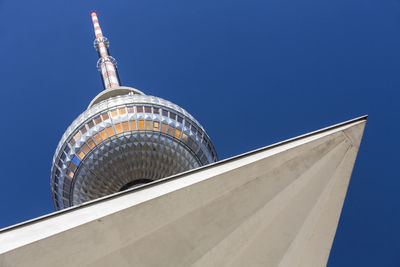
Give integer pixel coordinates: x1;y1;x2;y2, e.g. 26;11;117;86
90;11;121;89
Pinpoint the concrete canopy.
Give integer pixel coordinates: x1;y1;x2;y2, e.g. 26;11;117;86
0;116;367;267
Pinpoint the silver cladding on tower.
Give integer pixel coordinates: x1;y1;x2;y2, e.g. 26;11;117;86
50;93;217;210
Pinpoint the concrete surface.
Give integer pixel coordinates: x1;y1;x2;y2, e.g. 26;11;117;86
0;116;367;267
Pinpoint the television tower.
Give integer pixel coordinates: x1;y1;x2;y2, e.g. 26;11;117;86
90;12;120;89
50;12;217;210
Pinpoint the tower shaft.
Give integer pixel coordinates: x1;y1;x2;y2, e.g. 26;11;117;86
90;12;120;89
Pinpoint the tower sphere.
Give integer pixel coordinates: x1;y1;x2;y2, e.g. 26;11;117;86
50;12;217;210
51;87;217;210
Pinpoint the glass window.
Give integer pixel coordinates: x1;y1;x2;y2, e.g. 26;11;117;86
69;138;75;147
60;152;66;161
162;109;168;117
174;129;181;139
202;137;208;145
68;171;74;178
94;133;102;144
130;121;137;130
169;112;177;120
73;155;82;164
181;133;188;141
88;120;95;129
145;121;152;130
186;136;193;147
161;123;168;133
69;161;78;172
87;138;95;149
154;121;160;131
122;121;130;132
191;126;198;136
57;160;63;168
81;143;90;154
101;112;109;121
177;115;183;123
110;109;118;118
168;126;175;136
185;121;192;129
138;120;145;130
77;150;85;160
94;116;102;125
64;146;70;154
118;107;126;115
106;126;115;137
145;106;152;113
80;126;87;135
127;106;135;113
55;169;60;176
137;106;144;113
73;131;81;141
100;129;108;140
153;107;159;114
115;123;123;134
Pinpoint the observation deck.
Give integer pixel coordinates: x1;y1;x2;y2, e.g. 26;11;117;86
51;87;217;210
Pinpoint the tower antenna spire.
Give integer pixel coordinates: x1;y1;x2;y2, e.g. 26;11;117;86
90;11;121;89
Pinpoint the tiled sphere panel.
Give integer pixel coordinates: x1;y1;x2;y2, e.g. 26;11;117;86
51;94;217;210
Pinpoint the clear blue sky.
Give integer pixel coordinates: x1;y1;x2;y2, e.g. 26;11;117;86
0;0;398;266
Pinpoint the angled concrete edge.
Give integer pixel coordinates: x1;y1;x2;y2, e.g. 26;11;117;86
0;115;367;267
